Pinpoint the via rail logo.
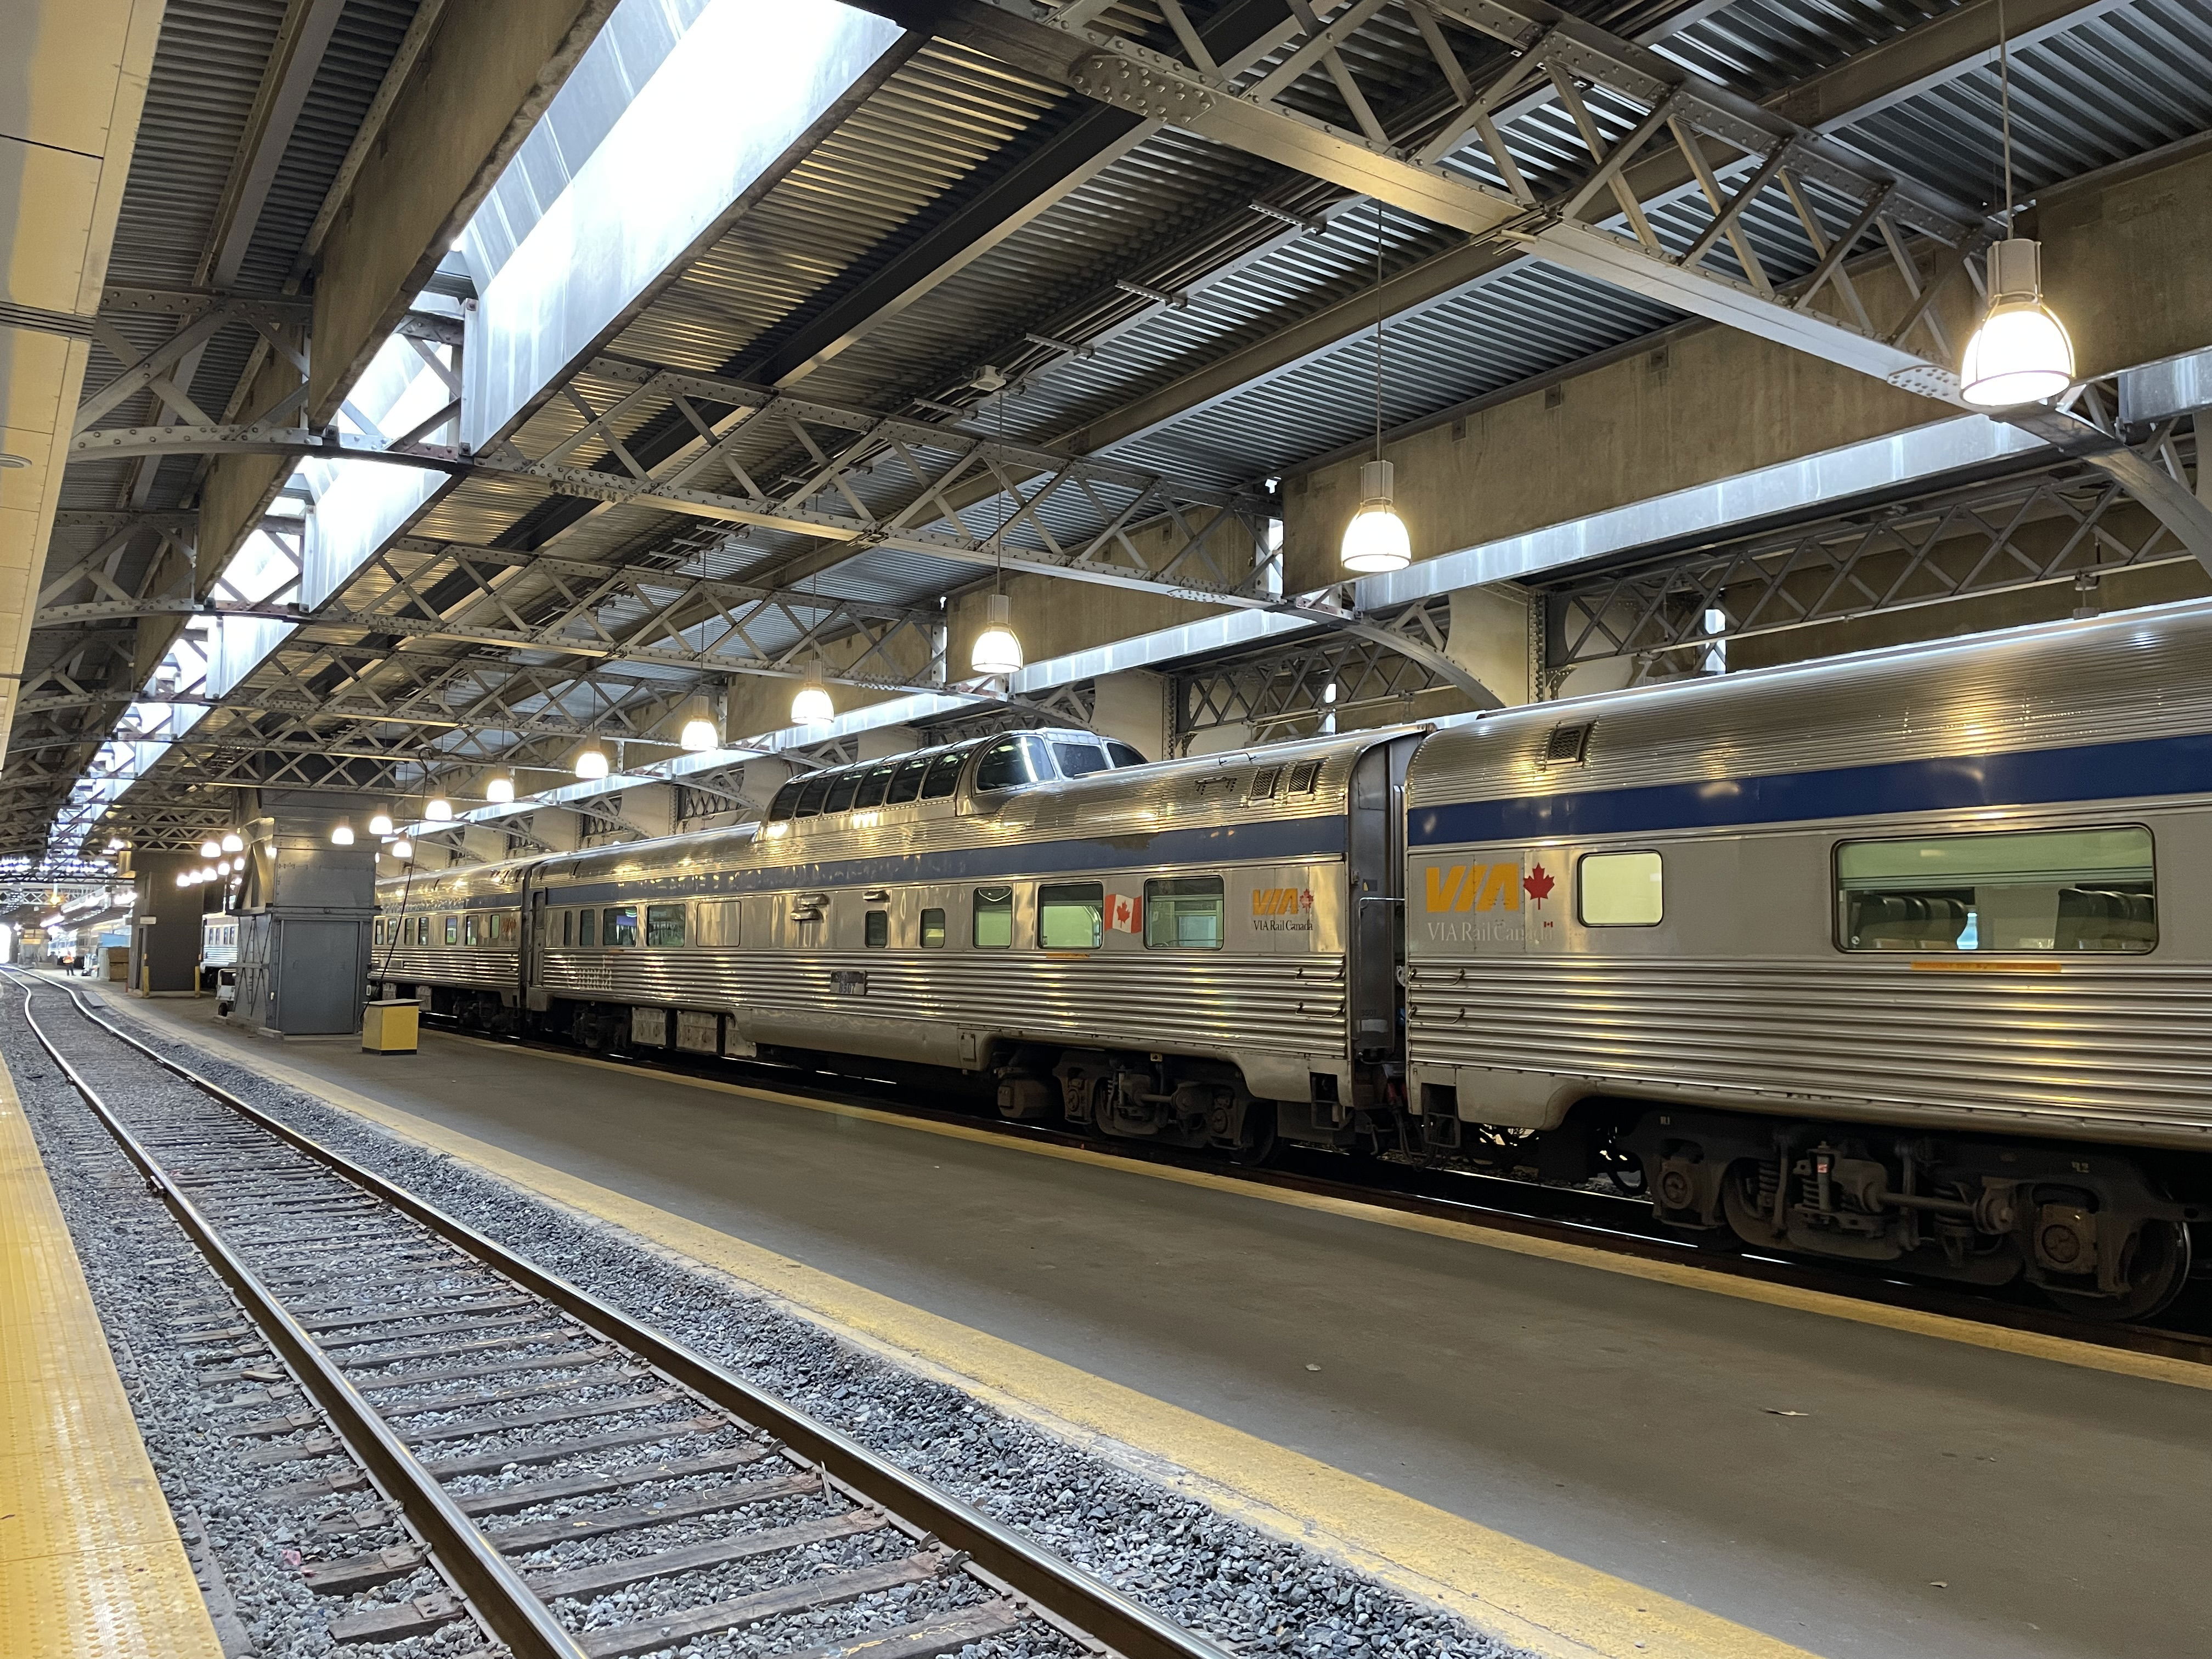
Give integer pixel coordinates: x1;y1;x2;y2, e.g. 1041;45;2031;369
1251;885;1314;933
1420;859;1556;945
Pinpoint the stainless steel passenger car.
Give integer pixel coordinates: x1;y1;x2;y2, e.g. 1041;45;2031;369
1403;601;2212;1315
373;859;527;1020
377;726;1420;1153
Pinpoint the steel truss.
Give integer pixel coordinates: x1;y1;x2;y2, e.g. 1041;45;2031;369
1537;441;2204;688
1170;597;1464;748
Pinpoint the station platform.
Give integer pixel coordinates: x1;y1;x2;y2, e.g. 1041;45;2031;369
0;1037;225;1656
116;993;2212;1659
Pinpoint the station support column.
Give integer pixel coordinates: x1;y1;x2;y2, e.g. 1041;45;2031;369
126;851;205;995
231;792;378;1036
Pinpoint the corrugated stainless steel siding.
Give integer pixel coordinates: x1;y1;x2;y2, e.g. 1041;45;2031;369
1408;957;2212;1140
541;947;1347;1058
376;948;517;990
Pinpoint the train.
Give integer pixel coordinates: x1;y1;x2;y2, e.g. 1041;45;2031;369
372;600;2212;1319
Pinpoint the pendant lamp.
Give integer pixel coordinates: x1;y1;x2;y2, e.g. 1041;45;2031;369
1342;200;1410;573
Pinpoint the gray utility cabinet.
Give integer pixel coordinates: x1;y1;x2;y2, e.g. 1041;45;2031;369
233;815;377;1035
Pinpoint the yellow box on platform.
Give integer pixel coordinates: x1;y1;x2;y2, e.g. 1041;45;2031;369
361;999;419;1053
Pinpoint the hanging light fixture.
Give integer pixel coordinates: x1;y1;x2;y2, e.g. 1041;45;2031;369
220;830;244;854
1960;6;2072;408
424;796;454;821
390;836;413;860
104;836;126;853
789;676;834;725
970;591;1023;676
1342;200;1411;574
330;819;356;846
679;695;720;752
368;806;394;837
574;743;610;781
175;872;190;889
199;838;222;859
485;774;515;804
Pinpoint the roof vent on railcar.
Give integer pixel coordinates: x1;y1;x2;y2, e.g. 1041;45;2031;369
1288;759;1322;793
1543;722;1594;766
1249;765;1282;802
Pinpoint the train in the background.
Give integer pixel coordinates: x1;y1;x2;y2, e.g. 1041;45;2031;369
373;602;2212;1318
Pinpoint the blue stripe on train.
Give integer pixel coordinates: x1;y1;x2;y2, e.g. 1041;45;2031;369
1408;731;2212;847
394;814;1348;910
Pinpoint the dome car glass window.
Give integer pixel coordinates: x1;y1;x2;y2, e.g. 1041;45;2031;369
794;775;833;817
824;771;862;812
1836;825;2154;953
855;765;896;808
974;737;1031;792
1053;742;1109;777
921;751;966;798
767;780;803;821
887;754;932;804
1105;741;1147;768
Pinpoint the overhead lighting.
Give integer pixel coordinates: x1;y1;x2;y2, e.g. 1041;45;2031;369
789;678;834;725
199;838;222;859
175;872;190;889
104;836;126;853
1341;459;1412;574
390;837;413;860
574;743;610;781
485;774;515;804
331;819;355;847
220;830;244;854
1342;200;1413;575
216;859;230;877
1961;238;2073;407
680;698;720;752
424;796;454;821
970;591;1023;676
368;806;395;837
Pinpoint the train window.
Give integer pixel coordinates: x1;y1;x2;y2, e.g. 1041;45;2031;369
444;915;459;946
767;780;804;821
562;909;574;947
1144;876;1223;949
794;775;833;818
496;911;519;947
974;736;1047;792
824;771;862;813
695;901;740;946
886;754;932;804
374;919;385;945
603;905;639;947
1039;882;1103;950
864;909;888;948
855;764;896;809
578;908;597;947
1836;826;2155;953
1579;851;1663;927
973;888;1013;949
1054;742;1109;778
646;903;686;947
416;916;430;946
1106;741;1147;768
920;907;946;947
464;913;481;946
921;751;966;799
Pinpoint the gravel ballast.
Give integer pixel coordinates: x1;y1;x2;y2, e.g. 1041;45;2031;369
2;984;1538;1659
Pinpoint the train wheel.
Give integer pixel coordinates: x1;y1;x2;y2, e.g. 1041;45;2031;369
1227;1105;1278;1167
2042;1219;2193;1322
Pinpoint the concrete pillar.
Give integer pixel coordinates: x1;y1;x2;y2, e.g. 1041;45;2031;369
127;851;207;996
232;792;377;1037
1091;669;1167;760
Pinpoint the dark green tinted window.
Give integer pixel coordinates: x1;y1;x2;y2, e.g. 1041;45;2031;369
603;905;639;946
646;902;685;946
1039;882;1103;950
973;888;1013;949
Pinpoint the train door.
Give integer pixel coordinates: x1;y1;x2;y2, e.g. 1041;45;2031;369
1346;732;1425;1067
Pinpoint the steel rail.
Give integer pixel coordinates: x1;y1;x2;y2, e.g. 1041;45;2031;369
6;970;1237;1659
10;975;589;1659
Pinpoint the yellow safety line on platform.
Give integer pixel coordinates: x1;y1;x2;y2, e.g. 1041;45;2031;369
121;1011;1813;1659
0;1048;224;1658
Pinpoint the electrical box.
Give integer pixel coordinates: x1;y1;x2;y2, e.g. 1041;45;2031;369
361;998;420;1054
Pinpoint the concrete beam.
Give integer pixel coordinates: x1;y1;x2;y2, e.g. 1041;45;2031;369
198;0;623;586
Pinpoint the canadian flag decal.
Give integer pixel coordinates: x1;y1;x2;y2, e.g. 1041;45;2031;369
1104;892;1142;934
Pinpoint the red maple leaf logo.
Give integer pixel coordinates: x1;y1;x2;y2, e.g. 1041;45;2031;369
1522;864;1556;904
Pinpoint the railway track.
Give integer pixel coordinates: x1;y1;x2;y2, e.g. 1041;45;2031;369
8;968;1227;1659
425;1009;2212;1367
